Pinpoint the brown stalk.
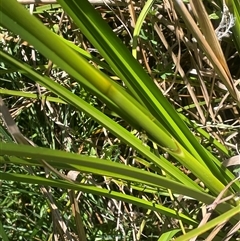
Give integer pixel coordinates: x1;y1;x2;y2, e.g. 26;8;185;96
172;0;240;102
190;0;234;88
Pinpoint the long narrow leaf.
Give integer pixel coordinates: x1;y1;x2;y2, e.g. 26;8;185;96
57;0;218;169
0;172;197;225
0;50;199;189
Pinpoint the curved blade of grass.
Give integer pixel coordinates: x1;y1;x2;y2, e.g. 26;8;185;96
1;142;238;213
158;229;181;241
1;142;185;191
132;0;155;58
174;205;240;241
1;165;237;223
0;142;208;200
0;172;197;225
0;156;200;198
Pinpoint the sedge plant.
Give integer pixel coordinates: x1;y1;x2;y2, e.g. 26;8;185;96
0;0;240;240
